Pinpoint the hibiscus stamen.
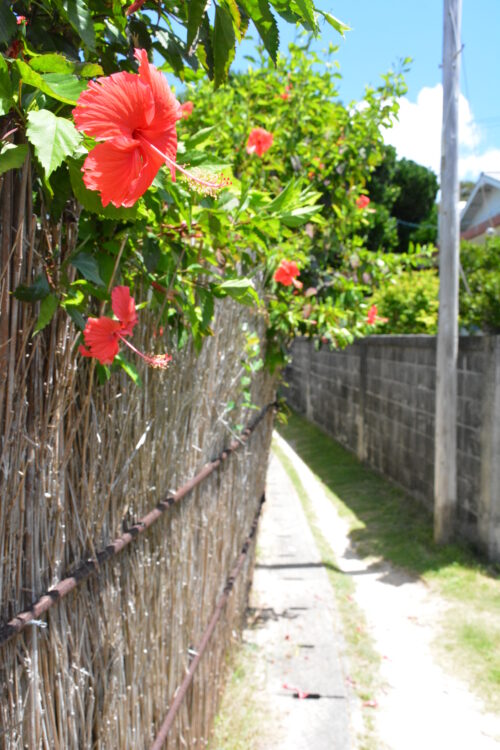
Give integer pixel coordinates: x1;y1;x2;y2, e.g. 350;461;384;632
119;335;172;369
1;127;18;142
138;136;230;196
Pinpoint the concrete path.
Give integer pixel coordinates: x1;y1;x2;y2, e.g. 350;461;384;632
244;450;354;750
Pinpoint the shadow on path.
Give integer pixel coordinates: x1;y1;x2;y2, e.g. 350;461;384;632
256;561;341;572
277;412;497;582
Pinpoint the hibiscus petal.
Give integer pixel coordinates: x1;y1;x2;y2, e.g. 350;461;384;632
111;286;138;335
82;139;157;208
274;260;300;286
73;72;154;140
246;127;273;156
81;317;122;365
134;48;182;133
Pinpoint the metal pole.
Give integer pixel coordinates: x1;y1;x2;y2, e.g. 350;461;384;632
434;0;462;543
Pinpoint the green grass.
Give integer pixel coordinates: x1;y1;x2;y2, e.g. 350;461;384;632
277;412;500;714
209;640;270;750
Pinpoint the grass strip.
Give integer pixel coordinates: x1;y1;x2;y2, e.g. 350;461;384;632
209;641;268;750
277;411;500;714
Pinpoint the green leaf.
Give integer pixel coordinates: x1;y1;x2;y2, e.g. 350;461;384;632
0;54;12;115
155;29;185;80
215;278;259;305
103;18;126;46
187;0;208;49
71;252;105;286
0;2;17;47
239;0;279;63
68;160;138;220
128;17;152;52
60;0;96;51
29;53;75;74
26;110;82;178
24;56;103;83
265;179;298;213
41;73;87;102
0;143;28;175
96;363;111;384
76;61;104;78
294;0;317;32
63;287;85;306
14;275;50;302
66;306;86;330
180;148;228;169
184;125;218;149
33;294;58;334
222;0;242;40
197;14;215;79
317;9;350;37
114;353;142;386
213;4;236;88
280;205;321;227
198;287;215;328
15;60;81;105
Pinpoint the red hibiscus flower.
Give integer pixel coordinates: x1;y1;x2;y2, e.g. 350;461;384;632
366;304;388;326
125;0;145;14
356;195;371;210
280;84;292;101
73;50;225;207
180;101;194;119
246;127;273;157
274;260;302;289
80;286;171;369
79;316;123;365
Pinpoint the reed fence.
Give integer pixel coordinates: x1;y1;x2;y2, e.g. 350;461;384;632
0;159;276;748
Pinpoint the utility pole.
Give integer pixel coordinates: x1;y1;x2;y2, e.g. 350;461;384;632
434;0;462;543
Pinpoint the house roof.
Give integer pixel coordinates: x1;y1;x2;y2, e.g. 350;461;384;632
460;172;500;232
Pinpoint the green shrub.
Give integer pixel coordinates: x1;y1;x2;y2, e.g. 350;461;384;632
460;238;500;333
367;237;500;335
369;268;439;333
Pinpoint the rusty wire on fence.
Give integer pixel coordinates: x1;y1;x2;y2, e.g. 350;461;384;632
151;493;266;750
0;403;275;648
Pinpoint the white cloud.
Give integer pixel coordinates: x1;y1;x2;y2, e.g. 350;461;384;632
383;84;488;181
459;149;500;180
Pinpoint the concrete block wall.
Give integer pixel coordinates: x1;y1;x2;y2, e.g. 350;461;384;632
285;335;500;560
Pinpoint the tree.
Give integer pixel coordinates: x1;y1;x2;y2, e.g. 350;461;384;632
392;158;439;251
180;43;420;348
365;144;400;252
365;148;439;252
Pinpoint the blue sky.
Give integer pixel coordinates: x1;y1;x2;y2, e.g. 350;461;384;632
232;0;500;181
